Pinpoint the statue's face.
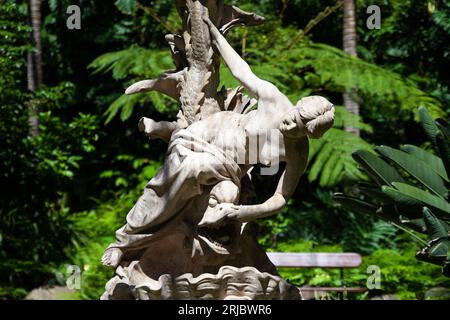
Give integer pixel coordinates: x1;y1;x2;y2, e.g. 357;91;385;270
197;182;241;255
280;109;306;138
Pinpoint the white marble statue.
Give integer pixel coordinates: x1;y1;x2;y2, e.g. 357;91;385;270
101;0;334;300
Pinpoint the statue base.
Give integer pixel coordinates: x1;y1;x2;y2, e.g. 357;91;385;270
101;264;301;300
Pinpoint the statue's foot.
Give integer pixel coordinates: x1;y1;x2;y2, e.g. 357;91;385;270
102;247;123;268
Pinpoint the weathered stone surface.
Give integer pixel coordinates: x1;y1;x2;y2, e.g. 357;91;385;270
101;0;334;300
102;266;301;300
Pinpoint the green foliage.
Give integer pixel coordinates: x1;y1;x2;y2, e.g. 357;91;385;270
335;107;450;276
65;191;138;299
89;46;173;80
308;127;372;187
88;46;178;123
88;3;444;188
258;189;398;255
292;42;445;120
2;0;448;300
61;161;160;299
266;239;450;300
357;0;450;110
115;0;137;15
0;2;100;299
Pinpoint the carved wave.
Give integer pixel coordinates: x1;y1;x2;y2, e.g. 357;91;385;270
102;265;301;300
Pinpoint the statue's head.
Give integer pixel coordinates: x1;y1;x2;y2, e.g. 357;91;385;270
197;181;241;256
209;180;240;207
280;96;335;139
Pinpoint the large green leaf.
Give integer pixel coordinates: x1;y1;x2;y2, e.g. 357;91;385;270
333;194;399;222
88;46;173;80
419;106;440;147
376;146;448;198
401;144;448;181
399;217;427;233
104;94;145;124
420;207;450;263
436;121;450;139
436;131;450;178
423;207;449;240
358;182;394;204
352;150;404;186
383;183;450;218
333;193;378;216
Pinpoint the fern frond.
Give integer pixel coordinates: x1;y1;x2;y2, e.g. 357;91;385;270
308;128;373;186
89;46;178;122
104;94;145;124
292;43;445;119
334;106;373;133
88;45;173;80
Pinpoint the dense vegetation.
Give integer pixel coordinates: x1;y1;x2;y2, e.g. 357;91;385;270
335;107;450;277
1;0;449;300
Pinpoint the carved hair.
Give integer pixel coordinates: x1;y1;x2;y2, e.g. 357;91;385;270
210;180;240;204
296;96;335;139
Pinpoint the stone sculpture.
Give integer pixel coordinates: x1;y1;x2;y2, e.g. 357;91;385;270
101;0;335;300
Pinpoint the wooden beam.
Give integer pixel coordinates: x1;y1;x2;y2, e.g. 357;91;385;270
266;252;362;268
300;287;366;293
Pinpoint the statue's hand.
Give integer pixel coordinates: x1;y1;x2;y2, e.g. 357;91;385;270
138;117;159;140
198;203;239;228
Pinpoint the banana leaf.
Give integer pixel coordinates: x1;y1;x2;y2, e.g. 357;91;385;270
436;121;450;139
423;207;448;240
401;144;448;182
333;193;399;222
436;131;450;179
399;216;427;233
419;106;439;147
352;150;404;187
416;208;449;265
376;146;448;198
420;240;450;265
358;182;394;203
383;183;450;218
333;193;378;216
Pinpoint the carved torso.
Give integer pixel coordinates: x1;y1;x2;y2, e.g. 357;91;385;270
186;109;294;172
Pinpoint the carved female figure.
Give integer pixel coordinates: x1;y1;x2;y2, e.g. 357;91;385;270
102;15;335;270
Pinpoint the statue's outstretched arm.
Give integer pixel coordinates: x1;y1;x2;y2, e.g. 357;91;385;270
204;16;281;102
138;117;178;143
125;71;184;101
226;141;309;223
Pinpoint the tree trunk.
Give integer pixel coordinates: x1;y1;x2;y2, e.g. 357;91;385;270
342;0;360;136
27;0;43;137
